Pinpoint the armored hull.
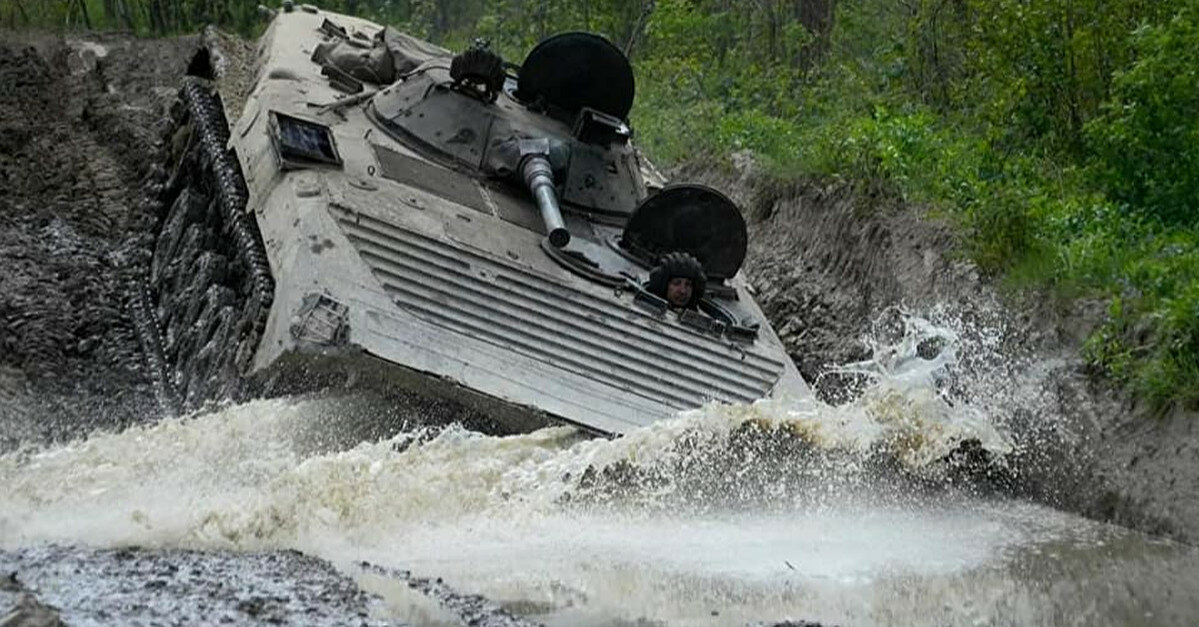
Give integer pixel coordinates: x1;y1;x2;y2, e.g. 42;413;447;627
146;6;809;436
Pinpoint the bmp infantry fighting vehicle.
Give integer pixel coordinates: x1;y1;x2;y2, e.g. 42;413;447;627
141;4;808;436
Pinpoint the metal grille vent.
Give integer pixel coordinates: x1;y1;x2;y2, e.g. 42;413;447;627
333;206;784;409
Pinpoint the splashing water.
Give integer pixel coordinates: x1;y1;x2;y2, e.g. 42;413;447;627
2;312;1197;625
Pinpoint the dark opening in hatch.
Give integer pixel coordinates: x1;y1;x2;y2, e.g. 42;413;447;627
271;111;343;168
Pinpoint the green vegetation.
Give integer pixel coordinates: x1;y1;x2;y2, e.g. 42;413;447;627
7;0;1197;408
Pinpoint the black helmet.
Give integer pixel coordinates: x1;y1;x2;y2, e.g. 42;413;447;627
646;252;706;308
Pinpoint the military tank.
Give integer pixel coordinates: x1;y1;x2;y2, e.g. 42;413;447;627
139;4;809;436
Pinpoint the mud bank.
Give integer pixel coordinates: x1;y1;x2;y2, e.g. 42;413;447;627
679;156;1199;542
0;546;390;626
0;32;195;448
0;546;549;626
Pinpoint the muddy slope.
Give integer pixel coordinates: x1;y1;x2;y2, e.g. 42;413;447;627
681;155;1199;543
0;33;199;448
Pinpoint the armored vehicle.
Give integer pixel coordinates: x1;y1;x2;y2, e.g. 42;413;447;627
141;5;809;436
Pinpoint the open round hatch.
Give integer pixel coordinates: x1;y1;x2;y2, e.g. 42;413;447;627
516;32;634;120
620;184;748;280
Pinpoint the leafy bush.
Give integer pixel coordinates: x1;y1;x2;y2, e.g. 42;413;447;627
1086;5;1199;227
1080;225;1199;408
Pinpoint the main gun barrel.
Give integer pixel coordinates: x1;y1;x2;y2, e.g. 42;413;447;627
521;155;570;248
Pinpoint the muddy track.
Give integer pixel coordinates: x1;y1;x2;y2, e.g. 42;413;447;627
0;546;393;626
0;33;199;448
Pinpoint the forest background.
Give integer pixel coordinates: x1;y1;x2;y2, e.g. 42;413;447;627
7;0;1199;408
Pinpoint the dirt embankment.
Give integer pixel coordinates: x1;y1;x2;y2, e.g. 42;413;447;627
0;33;200;448
680;155;1199;543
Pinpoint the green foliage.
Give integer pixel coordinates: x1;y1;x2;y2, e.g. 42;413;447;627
629;0;1199;407
1086;5;1199;227
2;0;271;34
1076;222;1199;408
966;0;1184;153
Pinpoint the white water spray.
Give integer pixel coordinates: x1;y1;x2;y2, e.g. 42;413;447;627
2;311;1196;625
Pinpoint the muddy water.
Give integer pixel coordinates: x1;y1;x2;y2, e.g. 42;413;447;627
2;319;1198;626
4;397;1198;625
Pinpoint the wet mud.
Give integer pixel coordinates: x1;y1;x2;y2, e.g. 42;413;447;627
0;546;554;626
0;546;390;626
0;33;192;449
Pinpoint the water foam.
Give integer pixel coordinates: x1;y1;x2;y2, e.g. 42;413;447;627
0;310;1032;556
3;311;1191;625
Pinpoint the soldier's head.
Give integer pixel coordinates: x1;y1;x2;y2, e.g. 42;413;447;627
647;252;706;309
665;276;694;307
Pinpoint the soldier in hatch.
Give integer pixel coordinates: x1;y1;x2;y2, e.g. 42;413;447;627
646;252;706;309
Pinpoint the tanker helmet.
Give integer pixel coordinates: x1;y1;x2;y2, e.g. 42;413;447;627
646;252;707;309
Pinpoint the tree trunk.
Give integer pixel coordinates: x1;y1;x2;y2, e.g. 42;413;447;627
148;0;162;33
795;0;835;71
1063;0;1083;151
537;0;547;42
74;0;94;29
13;0;30;26
623;0;655;59
117;0;134;30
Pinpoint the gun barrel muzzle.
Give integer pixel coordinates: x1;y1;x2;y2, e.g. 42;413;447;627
521;155;570;248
